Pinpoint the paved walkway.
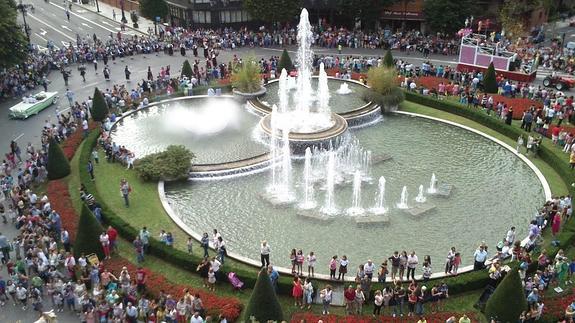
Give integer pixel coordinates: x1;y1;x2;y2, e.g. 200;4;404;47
72;0;154;34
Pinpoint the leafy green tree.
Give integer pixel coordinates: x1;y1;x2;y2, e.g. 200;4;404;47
485;269;527;322
243;0;302;23
139;0;168;21
383;50;394;68
91;88;109;123
336;0;396;30
483;63;498;94
181;60;193;79
74;204;105;260
242;269;284;322
423;0;478;35
0;0;28;68
47;137;71;180
134;145;194;181
277;49;294;73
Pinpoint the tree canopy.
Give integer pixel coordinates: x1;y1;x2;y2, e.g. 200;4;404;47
336;0;396;30
0;0;28;68
243;0;302;24
423;0;478;35
139;0;168;21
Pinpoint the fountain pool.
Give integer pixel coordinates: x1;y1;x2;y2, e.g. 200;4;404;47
109;96;266;164
261;78;368;114
164;114;545;274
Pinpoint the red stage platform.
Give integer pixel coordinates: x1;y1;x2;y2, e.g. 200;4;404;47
456;63;537;83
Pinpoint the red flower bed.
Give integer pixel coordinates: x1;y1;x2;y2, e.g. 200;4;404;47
61;122;97;160
105;257;243;321
541;287;575;320
292;312;477;323
488;95;543;119
46;179;78;241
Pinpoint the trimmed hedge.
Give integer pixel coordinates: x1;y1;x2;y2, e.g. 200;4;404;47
242;269;284;322
485;269;527;321
74;203;106;260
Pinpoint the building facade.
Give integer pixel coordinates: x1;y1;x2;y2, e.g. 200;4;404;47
166;0;252;28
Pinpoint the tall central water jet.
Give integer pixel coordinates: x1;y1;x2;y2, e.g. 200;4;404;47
278;69;289;114
317;62;330;116
347;170;365;216
296;8;314;116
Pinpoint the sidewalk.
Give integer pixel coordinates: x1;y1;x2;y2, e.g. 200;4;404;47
71;0;155;35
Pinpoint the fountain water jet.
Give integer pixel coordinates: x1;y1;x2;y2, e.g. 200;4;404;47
415;184;427;203
336;83;353;95
347;170;365;216
427;173;438;194
397;186;409;209
370;176;388;214
299;147;316;209
317;63;331;116
321;151;338;215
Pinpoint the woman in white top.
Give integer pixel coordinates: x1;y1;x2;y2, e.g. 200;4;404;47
307;252;317;277
303;278;313;310
373;290;384;316
320;285;332;315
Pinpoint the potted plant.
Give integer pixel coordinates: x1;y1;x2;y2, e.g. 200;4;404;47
130;11;139;29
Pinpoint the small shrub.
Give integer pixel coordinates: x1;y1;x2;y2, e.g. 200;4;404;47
134;145;194;181
231;55;262;93
91;88;109;123
181;60;193;79
242;268;284;322
483;63;498;93
484;269;527;322
47;137;71;180
74;204;105;260
277;48;294;73
383;49;394;68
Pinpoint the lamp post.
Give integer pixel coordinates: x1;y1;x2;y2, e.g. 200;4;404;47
95;0;100;13
16;0;33;44
120;0;127;23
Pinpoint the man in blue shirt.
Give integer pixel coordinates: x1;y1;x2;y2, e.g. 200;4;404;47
267;265;279;293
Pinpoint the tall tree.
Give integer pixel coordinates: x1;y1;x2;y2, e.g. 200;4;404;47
483;63;498;94
243;0;302;24
336;0;396;30
139;0;168;21
423;0;478;35
0;0;28;68
277;49;294;73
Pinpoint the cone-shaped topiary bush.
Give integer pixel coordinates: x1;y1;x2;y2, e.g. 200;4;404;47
47;137;71;180
484;269;527;322
383;49;394;68
242;268;284;322
483;62;498;94
74;204;105;260
181;59;193;79
277;48;294;73
91;88;109;123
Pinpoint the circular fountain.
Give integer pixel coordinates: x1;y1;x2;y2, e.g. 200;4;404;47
110;8;550;276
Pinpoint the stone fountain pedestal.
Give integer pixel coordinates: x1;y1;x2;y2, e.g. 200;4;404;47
404;204;437;218
430;183;454;198
259;112;349;154
355;215;390;226
297;210;335;223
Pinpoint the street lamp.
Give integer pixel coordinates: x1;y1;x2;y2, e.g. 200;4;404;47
95;0;100;13
120;0;128;23
16;0;33;44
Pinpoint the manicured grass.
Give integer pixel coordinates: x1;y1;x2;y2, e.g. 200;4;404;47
400;101;570;195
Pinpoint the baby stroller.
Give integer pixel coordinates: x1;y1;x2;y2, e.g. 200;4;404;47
227;272;244;291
